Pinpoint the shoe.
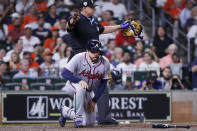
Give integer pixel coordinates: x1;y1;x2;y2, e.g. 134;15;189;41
59;107;66;127
98;118;119;125
74;121;83;128
59;116;66;127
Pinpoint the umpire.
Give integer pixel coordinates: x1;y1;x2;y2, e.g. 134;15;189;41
66;0;129;125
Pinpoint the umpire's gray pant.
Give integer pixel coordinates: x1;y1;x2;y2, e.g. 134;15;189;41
94;86;112;123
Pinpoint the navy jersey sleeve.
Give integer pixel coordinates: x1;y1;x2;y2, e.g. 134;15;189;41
61;68;81;83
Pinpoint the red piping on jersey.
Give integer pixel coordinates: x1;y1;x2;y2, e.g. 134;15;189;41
74;93;76;119
70;81;76;91
70;82;76;119
91;58;103;88
85;52;91;85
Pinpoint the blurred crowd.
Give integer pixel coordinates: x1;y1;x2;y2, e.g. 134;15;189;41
0;0;196;90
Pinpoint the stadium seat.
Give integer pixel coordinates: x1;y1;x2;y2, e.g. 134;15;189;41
36;77;52;84
28;78;37;85
4;83;22;91
60;78;67;83
2;77;12;86
36;77;65;85
12;77;37;87
54;83;65;90
30;83;54;91
12;77;31;86
50;77;62;85
9;69;19;77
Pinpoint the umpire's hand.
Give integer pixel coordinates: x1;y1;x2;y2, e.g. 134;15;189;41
70;10;80;25
79;80;89;89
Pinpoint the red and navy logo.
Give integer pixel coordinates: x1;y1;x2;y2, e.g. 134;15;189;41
79;69;103;80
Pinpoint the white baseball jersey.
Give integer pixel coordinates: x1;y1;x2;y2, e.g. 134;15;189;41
61;52;111;126
65;52;111;90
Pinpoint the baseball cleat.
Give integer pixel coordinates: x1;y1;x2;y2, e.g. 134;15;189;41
59;116;66;127
74;121;83;128
59;107;66;127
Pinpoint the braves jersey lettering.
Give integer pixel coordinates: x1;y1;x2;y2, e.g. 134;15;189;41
61;50;111;126
65;52;111;89
79;69;103;80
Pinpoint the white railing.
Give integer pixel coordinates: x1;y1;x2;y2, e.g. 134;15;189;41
161;13;191;63
126;0;191;64
139;0;156;37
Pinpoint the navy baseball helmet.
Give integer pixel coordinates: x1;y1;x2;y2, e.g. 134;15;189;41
87;39;103;54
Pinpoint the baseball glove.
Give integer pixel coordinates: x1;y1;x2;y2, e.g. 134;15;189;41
121;20;143;39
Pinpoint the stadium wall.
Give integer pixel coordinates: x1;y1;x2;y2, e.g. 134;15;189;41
0;91;196;124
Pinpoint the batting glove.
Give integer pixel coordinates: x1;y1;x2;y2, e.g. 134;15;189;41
120;21;130;29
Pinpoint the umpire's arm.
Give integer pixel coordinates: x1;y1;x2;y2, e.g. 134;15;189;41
102;21;131;34
102;25;121;34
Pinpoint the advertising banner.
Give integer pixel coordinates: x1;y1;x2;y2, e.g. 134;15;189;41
1;91;171;123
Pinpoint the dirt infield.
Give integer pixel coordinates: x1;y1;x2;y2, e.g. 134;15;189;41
0;123;197;131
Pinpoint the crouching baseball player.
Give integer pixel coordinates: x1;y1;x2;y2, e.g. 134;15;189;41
59;39;111;128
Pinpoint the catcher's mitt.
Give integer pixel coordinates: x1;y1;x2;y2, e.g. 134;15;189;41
121;20;143;39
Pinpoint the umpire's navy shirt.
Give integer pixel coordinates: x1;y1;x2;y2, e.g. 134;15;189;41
67;13;104;50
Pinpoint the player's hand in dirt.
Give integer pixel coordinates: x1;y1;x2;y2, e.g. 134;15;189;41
87;100;95;114
79;80;89;89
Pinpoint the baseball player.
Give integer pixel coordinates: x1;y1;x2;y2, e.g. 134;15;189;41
65;0;131;125
59;39;111;127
